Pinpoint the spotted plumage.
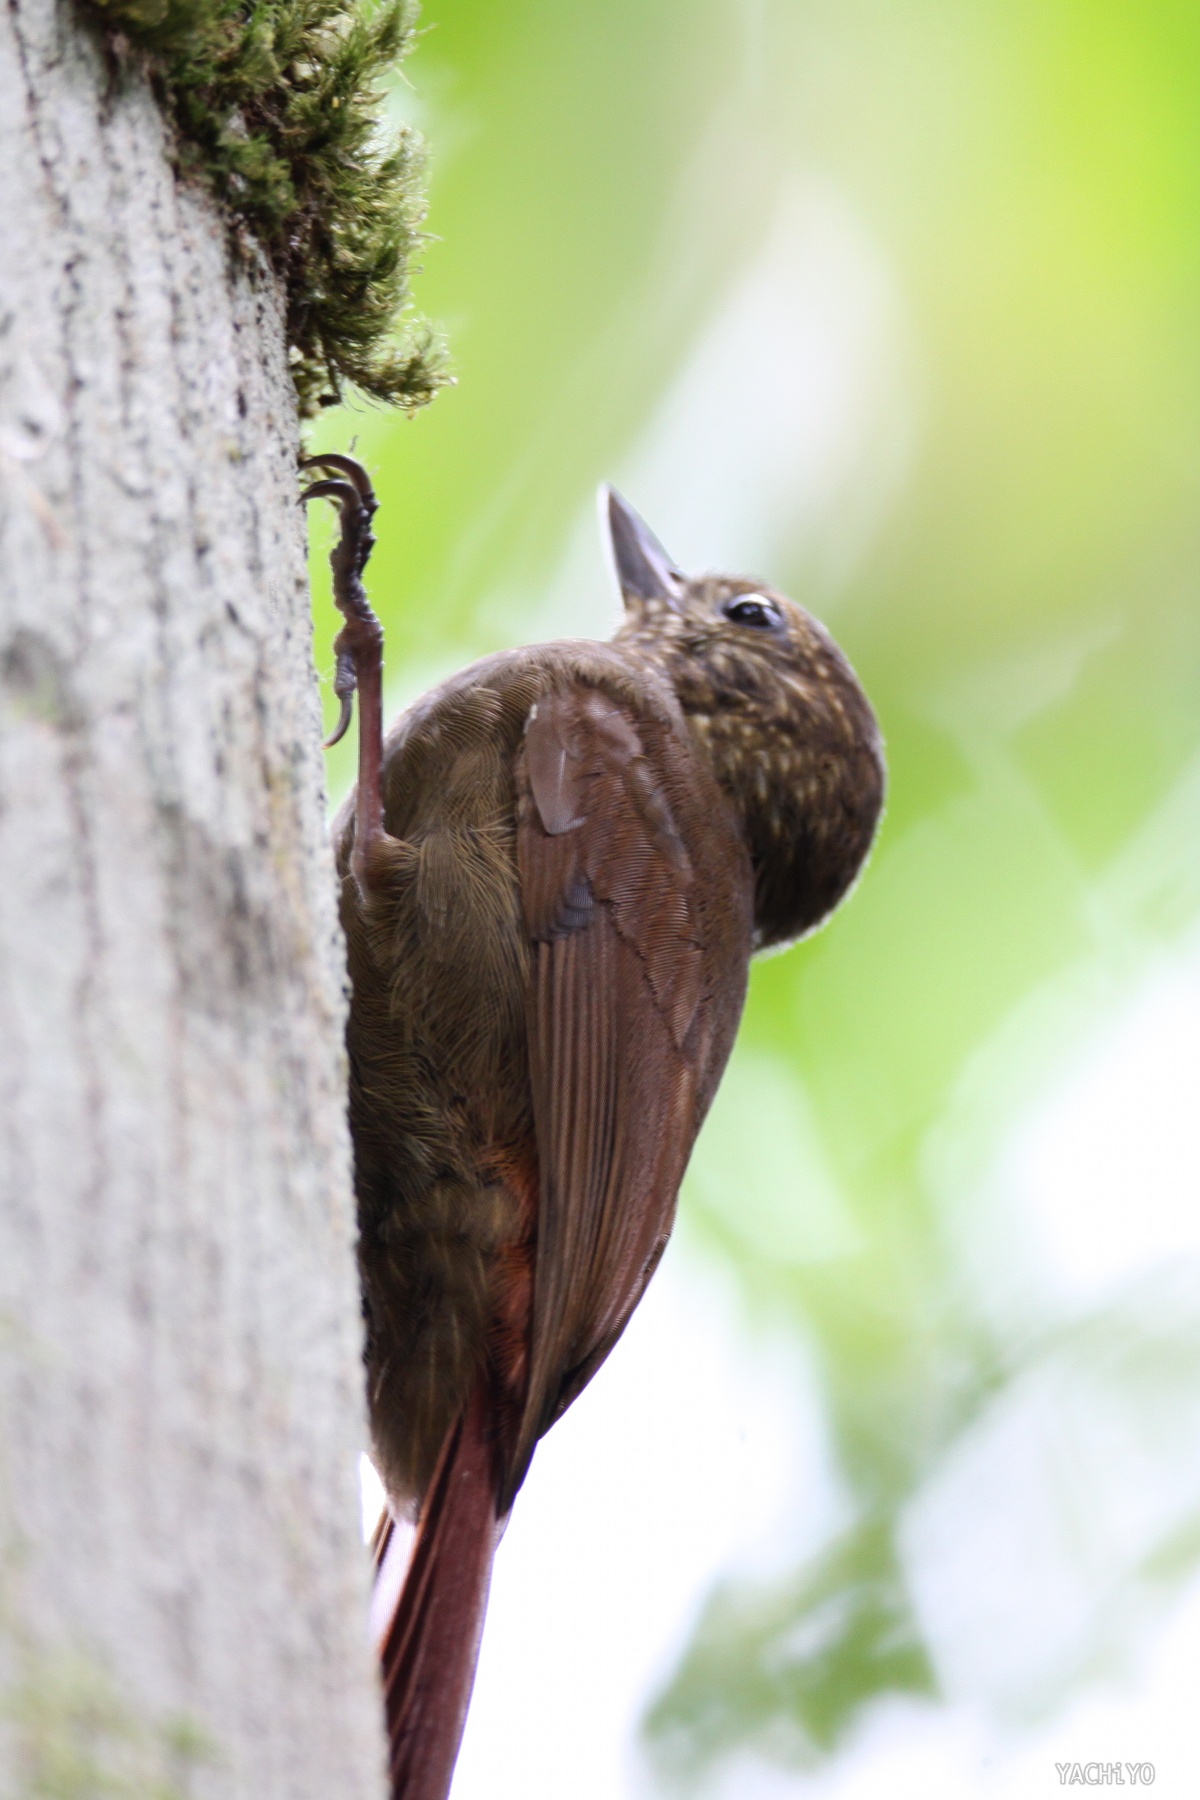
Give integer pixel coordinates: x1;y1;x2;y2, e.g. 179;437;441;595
614;571;884;949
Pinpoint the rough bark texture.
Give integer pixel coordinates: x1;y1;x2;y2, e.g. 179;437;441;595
0;2;386;1795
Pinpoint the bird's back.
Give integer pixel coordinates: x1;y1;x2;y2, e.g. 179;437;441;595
334;639;752;1508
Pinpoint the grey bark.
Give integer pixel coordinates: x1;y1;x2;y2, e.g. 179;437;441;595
0;2;386;1796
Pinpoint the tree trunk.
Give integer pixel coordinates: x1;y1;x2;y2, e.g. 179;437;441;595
0;3;386;1795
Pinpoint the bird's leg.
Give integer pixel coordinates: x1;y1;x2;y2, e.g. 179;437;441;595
300;453;387;897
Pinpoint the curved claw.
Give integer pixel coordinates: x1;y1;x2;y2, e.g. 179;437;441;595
301;453;378;512
323;689;355;749
300;476;363;515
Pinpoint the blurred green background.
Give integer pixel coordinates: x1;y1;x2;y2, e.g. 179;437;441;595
310;0;1200;1791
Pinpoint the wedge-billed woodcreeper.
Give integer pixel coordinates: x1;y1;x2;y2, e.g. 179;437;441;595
300;455;885;1800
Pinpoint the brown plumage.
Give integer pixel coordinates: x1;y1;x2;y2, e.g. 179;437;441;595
301;458;885;1800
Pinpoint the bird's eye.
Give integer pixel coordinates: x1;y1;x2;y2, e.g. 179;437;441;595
723;595;782;630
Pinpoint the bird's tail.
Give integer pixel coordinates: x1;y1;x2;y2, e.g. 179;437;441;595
378;1378;501;1800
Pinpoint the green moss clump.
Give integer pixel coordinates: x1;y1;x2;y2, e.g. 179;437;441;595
86;0;446;415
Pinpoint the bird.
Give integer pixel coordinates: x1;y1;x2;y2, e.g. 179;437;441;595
300;453;885;1800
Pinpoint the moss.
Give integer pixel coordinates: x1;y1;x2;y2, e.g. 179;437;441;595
84;0;446;415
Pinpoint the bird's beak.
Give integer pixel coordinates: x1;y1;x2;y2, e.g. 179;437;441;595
601;486;686;613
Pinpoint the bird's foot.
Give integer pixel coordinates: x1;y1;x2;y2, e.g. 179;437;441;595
300;454;382;748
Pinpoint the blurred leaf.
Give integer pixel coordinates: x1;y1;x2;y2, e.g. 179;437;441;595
643;1516;935;1784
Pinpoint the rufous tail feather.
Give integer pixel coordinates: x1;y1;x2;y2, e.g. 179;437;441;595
379;1379;501;1800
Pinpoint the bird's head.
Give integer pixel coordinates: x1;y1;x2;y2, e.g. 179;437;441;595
604;486;885;950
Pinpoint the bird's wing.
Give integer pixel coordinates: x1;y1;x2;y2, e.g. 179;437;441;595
508;683;706;1504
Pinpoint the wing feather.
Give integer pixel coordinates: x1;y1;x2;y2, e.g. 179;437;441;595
506;685;706;1503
